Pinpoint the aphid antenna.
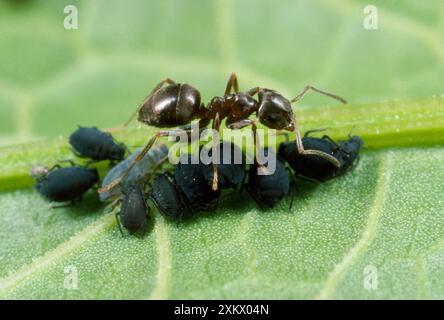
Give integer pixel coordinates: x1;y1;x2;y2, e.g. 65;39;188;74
304;128;330;138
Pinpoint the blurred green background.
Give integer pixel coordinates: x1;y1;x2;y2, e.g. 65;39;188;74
0;0;442;146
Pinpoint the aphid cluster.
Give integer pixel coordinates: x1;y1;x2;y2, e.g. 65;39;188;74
31;73;363;236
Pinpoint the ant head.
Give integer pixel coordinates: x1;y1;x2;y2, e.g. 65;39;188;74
349;135;364;150
257;89;295;131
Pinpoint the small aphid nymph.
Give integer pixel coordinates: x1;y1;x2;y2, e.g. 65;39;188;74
116;184;149;235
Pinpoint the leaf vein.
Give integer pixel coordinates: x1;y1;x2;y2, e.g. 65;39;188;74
314;152;392;299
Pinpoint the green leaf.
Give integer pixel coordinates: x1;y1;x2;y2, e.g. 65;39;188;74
0;0;444;299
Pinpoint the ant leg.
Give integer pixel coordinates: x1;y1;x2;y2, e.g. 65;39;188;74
290;85;347;104
98;130;171;193
99;125;197;193
104;197;122;213
295;173;322;184
224;72;240;95
228;119;263;167
177;117;211;143
246;87;261;96
292;115;341;167
210;113;223;191
108;78;177;132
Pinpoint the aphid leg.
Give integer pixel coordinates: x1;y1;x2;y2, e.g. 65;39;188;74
84;159;100;167
50;201;74;209
47;164;62;172
108;78;177;132
321;135;340;148
99;126;195;193
290;85;347;104
295;174;321;184
285;167;296;210
348;125;357;139
224;72;240;95
115;211;124;236
238;170;249;197
245;186;267;211
291;115;341;168
56;159;77;167
304;128;328;138
274;131;290;142
70;148;83;158
352;154;361;169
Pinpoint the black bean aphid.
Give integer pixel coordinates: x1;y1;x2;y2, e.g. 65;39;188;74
246;148;290;208
116;184;149;235
69;126;126;162
278;131;363;182
151;174;188;220
337;135;363;175
100;145;168;202
201;141;246;190
174;155;220;212
278;133;343;182
33;164;99;204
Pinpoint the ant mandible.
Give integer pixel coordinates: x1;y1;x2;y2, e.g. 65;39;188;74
99;73;346;193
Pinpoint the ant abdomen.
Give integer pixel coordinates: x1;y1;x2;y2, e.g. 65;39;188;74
138;83;202;127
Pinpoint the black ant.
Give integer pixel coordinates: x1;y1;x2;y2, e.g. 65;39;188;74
99;73;346;194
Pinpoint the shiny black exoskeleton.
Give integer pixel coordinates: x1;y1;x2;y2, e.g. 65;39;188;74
69;126;126;162
151;174;188;220
116;185;149;235
201;141;246;190
336;135;363;175
279;136;342;182
101;73;346;195
34;164;99;204
174;155;221;212
278;132;363;182
246;148;290;208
